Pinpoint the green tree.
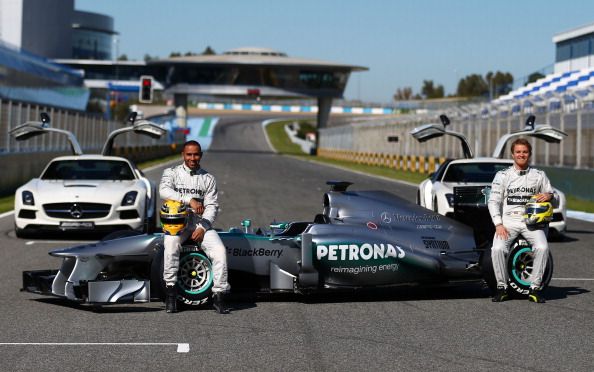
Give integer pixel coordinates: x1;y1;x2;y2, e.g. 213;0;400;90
144;54;157;62
526;72;545;85
117;54;128;61
485;71;514;97
393;87;414;100
421;80;445;99
202;46;216;55
457;74;489;97
169;52;182;57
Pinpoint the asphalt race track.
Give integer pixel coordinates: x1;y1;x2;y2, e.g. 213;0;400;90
1;115;593;371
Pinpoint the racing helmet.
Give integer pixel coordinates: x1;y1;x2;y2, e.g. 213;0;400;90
523;197;553;227
160;200;188;235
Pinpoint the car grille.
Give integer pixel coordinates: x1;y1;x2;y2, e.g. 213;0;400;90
453;186;491;206
43;203;111;219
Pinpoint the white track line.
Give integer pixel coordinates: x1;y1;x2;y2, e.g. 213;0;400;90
551;278;594;281
0;342;189;353
0;210;14;219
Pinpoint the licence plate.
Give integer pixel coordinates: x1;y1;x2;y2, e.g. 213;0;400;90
59;221;95;230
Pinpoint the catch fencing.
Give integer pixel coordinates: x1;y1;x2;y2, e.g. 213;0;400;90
319;107;594;171
0;99;180;154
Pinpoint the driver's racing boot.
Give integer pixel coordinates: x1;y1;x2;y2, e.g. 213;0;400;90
492;287;509;302
212;292;230;314
165;285;178;313
528;288;546;303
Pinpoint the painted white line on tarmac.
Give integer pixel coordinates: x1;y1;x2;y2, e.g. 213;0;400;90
0;342;190;353
0;210;14;219
552;278;594;281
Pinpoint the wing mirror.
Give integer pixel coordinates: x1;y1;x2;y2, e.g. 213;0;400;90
40;112;51;127
439;114;450;127
127;111;138;125
525;115;535;130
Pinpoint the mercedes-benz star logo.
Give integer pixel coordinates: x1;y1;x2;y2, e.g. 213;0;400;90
381;211;392;224
69;204;83;219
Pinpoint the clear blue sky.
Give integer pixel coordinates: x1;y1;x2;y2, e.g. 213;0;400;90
77;0;594;104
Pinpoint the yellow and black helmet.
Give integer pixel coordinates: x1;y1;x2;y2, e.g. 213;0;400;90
523;197;553;227
160;200;188;235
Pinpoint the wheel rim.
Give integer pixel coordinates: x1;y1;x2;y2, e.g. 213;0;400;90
511;247;533;286
177;253;213;295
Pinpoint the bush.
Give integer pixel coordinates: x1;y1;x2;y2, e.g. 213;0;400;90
296;121;316;140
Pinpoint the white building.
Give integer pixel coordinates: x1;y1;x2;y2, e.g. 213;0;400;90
554;22;594;73
0;0;116;60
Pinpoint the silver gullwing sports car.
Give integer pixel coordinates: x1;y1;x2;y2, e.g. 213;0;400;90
411;114;567;237
22;181;553;309
11;113;166;237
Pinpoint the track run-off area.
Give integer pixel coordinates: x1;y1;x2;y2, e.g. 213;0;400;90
1;115;592;371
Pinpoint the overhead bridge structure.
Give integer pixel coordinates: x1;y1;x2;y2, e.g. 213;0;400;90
148;47;368;129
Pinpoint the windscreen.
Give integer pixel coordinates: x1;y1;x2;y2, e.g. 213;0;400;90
41;160;136;180
443;162;509;183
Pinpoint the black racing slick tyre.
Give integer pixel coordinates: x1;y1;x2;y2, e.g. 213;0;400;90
151;245;214;307
506;240;554;297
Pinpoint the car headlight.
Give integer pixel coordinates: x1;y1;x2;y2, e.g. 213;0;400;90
22;191;35;206
445;193;454;207
121;191;138;206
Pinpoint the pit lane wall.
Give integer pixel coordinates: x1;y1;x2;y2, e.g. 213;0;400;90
0;99;183;195
318;112;594;201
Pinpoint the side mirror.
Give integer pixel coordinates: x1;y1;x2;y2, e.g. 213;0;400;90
525;115;535;130
439;114;450;127
40;112;50;127
127;112;138;125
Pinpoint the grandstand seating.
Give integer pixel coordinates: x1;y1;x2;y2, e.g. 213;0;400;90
496;68;594;104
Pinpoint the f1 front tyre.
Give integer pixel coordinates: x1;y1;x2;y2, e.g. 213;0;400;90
150;245;214;308
176;247;213;306
506;240;554;297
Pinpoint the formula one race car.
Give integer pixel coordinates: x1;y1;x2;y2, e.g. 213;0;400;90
21;181;553;308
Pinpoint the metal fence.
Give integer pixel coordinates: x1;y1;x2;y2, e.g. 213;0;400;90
319;103;594;170
0;99;176;154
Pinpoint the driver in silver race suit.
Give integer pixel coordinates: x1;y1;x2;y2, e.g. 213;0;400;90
159;140;230;314
487;138;557;303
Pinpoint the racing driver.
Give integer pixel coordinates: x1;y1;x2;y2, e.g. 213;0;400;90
159;140;230;314
488;138;557;303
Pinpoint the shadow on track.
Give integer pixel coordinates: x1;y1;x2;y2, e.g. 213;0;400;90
541;286;590;300
31;298;163;313
225;282;493;306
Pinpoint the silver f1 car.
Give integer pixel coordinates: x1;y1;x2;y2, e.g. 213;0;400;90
22;181;553;307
